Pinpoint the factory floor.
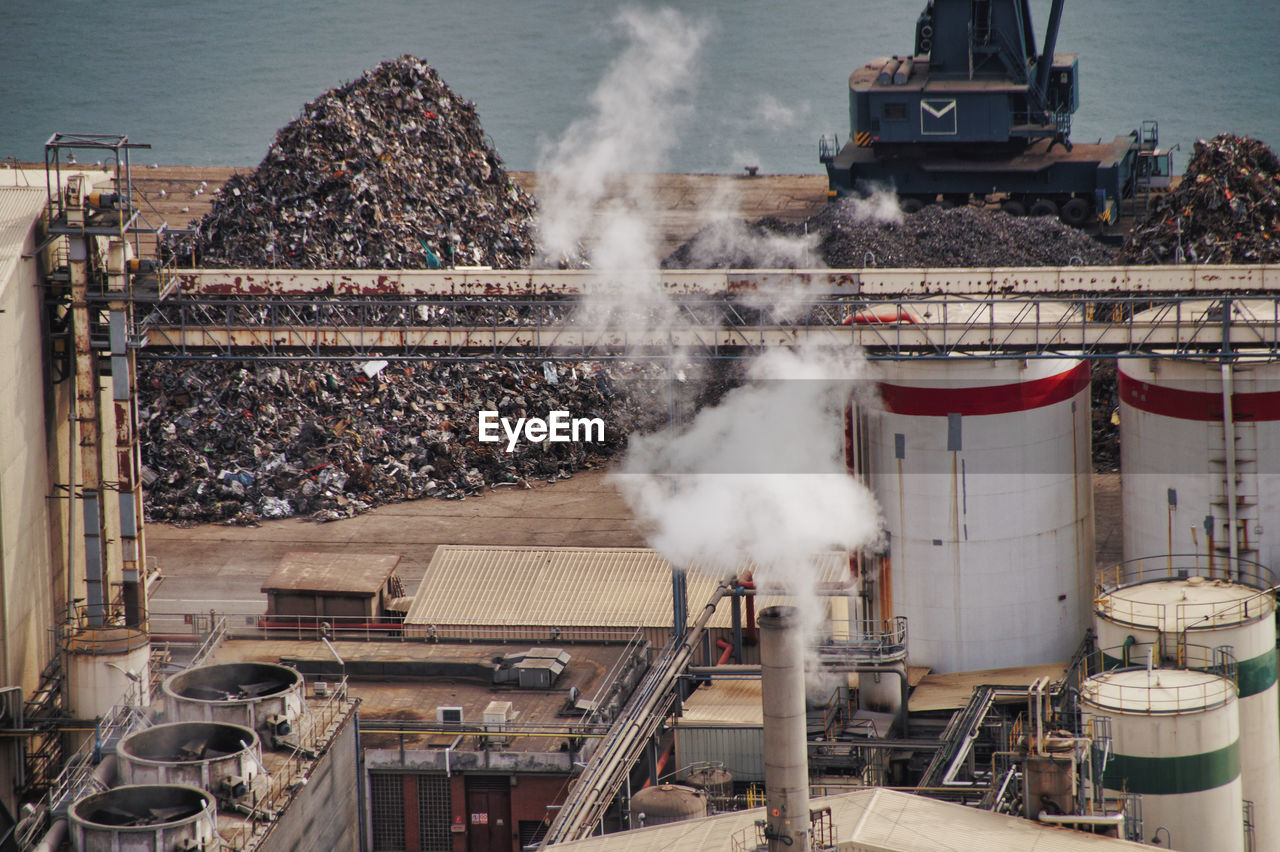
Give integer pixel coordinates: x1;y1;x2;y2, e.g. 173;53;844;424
146;470;1124;617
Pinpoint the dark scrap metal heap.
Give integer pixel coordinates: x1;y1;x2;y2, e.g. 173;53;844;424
173;55;536;269
1120;134;1280;264
140;360;664;525
664;203;1116;268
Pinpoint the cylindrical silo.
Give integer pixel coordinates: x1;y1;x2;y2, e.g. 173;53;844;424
1094;556;1278;850
1118;349;1280;570
867;357;1094;672
758;606;809;852
1081;664;1243;852
64;627;152;717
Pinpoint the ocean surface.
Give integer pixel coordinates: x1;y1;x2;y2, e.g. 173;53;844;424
2;0;1278;178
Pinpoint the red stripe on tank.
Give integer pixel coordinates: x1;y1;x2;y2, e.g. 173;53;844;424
878;361;1090;416
1118;371;1280;422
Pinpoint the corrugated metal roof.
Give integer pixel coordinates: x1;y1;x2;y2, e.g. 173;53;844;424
261;551;401;595
405;546;851;630
679;679;763;727
547;789;1147;851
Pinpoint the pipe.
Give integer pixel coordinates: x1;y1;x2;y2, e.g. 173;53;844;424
741;580;757;645
894;57;914;85
1037;810;1126;828
715;640;734;666
759;606;810;852
33;754;118;852
877;58;902;86
640;740;674;789
1221;361;1240;575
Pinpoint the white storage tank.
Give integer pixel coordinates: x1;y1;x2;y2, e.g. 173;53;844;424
162;662;304;742
118;721;263;798
1094;556;1278;850
1118;351;1280;569
64;626;151;717
866;357;1094;672
69;784;218;852
1081;660;1243;852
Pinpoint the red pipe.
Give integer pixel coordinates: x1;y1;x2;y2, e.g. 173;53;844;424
842;309;919;326
716;639;733;666
640;740;674;789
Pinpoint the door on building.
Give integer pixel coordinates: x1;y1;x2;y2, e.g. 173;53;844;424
465;776;512;852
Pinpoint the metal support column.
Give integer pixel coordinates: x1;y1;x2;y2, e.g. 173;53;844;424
106;241;147;627
68;219;107;626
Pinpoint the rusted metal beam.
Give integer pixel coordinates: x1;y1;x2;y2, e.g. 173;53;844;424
139;317;1280;356
169;264;1280;297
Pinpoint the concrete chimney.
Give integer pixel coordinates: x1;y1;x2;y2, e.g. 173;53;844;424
759;605;810;852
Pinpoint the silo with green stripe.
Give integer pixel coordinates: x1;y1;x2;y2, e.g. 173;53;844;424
1082;665;1243;851
1094;555;1276;850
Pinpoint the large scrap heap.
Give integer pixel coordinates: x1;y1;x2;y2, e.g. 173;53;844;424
1120;134;1280;264
182;55;536;269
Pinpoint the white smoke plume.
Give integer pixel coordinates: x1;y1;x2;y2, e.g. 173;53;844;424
613;345;884;657
535;7;708;272
534;8;887;677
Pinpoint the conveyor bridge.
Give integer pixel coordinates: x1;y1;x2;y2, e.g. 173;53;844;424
134;265;1280;361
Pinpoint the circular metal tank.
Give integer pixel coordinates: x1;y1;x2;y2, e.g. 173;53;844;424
163;662;304;733
64;627;151;718
1117;349;1280;569
1081;665;1243;852
630;784;707;827
1095;556;1278;850
119;721;263;794
69;784;218;852
867;357;1094;672
683;764;732;800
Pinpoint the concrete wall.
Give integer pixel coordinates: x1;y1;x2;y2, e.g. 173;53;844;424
261;709;362;852
0;184;63;817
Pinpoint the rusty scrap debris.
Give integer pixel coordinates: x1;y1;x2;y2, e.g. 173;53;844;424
664;203;1116;268
171;55;536;269
139;360;665;525
1120;134;1280;264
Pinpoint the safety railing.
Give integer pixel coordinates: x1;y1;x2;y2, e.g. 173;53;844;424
1096;554;1276;631
1083;643;1238;713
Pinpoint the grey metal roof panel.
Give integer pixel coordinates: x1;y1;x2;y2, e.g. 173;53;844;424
404;545;851;630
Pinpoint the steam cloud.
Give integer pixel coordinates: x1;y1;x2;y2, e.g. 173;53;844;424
533;8;886;666
614;346;884;654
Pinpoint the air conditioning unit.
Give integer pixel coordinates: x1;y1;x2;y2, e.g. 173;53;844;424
483;701;513;729
436;706;464;724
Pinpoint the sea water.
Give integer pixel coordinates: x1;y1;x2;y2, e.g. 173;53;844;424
2;0;1277;176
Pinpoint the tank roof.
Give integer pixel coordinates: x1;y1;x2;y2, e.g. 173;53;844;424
1082;667;1235;714
1098;567;1274;631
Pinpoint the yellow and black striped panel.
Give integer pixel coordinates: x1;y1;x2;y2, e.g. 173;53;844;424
855;132;872;147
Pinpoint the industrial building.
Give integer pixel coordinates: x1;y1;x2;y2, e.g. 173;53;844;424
3;130;1280;852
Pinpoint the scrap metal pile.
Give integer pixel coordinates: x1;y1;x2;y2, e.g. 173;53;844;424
664;203;1116;268
1120;134;1280;264
174;55;536;269
140;360;662;524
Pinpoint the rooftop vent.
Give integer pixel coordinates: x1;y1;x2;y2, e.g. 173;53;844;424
493;647;570;689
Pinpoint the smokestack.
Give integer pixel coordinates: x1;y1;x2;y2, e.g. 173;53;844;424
758;605;810;852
